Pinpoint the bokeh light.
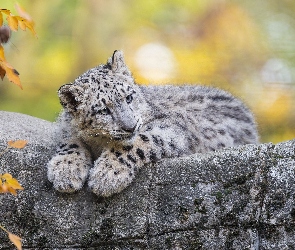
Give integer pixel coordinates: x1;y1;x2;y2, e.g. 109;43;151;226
0;0;294;143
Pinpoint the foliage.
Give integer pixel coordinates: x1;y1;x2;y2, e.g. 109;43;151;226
0;172;24;195
0;4;35;249
0;224;22;250
0;139;26;249
0;4;36;89
2;0;293;142
0;1;293;141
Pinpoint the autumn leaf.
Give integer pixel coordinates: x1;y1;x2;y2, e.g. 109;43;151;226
0;9;12;15
0;64;5;79
8;232;22;250
15;18;36;36
0;12;3;26
0;45;5;60
0;61;21;89
21;19;36;36
0;45;6;79
0;6;36;36
5;66;21;88
17;18;26;31
15;4;36;37
15;4;32;21
6;15;18;31
8;140;27;149
0;45;21;88
0;139;27;158
0;181;8;193
2;173;23;189
0;173;24;196
0;225;22;250
0;6;36;87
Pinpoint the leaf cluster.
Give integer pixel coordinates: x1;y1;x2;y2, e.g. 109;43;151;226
0;139;27;249
0;173;24;195
0;5;35;249
0;4;36;89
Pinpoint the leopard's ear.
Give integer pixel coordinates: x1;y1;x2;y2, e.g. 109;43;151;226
58;84;84;112
110;50;131;76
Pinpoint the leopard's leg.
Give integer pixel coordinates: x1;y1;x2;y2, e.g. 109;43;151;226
88;148;137;197
47;140;92;193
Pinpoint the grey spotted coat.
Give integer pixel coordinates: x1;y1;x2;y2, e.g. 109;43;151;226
47;50;258;197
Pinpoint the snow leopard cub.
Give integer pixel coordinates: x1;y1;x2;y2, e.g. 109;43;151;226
47;50;258;197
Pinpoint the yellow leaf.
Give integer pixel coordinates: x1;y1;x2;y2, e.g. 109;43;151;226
14;3;36;37
7;186;17;196
0;9;11;15
5;66;21;88
0;13;3;26
12;16;36;37
7;178;24;191
8;140;27;149
15;4;32;22
18;19;26;31
0;64;5;80
0;182;8;193
6;15;18;31
0;45;6;61
0;61;22;89
8;232;22;250
0;173;24;195
22;19;36;37
2;173;13;180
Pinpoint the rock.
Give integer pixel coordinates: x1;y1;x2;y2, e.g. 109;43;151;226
0;111;294;249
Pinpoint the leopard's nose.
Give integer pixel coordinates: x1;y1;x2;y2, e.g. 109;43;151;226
121;124;136;133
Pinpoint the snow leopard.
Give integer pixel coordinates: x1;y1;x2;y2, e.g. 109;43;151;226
47;50;258;197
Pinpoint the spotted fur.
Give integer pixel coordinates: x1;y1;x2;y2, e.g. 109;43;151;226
47;50;258;197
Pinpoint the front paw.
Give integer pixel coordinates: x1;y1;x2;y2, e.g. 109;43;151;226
47;154;91;193
88;158;135;197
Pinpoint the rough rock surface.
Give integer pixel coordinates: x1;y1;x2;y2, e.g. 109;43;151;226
0;111;294;249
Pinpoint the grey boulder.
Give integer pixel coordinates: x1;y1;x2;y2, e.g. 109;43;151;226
0;111;294;249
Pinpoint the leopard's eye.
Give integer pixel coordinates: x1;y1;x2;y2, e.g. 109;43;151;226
126;94;133;104
99;107;111;115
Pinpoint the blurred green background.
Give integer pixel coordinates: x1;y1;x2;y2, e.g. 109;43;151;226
0;0;294;143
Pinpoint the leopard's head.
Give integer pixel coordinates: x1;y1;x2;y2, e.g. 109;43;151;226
58;50;144;140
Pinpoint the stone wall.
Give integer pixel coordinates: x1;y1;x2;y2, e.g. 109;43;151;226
0;111;294;249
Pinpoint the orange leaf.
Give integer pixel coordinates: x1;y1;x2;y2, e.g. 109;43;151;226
0;12;3;26
0;173;24;195
12;16;36;37
1;173;12;179
0;65;5;80
22;19;36;37
0;182;8;193
5;67;21;88
18;19;26;31
7;186;17;196
8;232;22;250
15;4;32;22
0;61;22;89
0;45;6;61
6;15;18;31
6;177;24;190
6;68;23;89
9;187;18;195
14;4;36;37
8;140;27;149
0;9;12;15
